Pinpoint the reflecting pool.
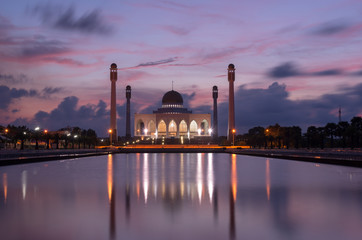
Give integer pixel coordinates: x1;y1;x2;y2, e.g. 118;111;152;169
1;153;362;240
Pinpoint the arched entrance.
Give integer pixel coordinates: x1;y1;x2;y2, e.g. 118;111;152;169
148;120;156;136
136;120;145;135
200;119;209;135
179;120;187;136
158;120;166;136
168;120;177;137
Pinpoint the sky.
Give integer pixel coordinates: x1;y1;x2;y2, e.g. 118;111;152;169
1;0;362;137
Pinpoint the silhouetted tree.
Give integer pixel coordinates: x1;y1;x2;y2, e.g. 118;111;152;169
324;122;337;148
246;126;265;148
86;129;97;148
337;121;349;148
351;116;362;148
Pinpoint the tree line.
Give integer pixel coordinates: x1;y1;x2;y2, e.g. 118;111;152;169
0;126;98;150
240;116;362;149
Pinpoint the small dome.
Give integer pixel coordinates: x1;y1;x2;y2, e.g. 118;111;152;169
162;90;183;105
228;63;235;69
111;63;117;68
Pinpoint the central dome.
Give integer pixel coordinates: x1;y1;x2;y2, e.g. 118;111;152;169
162;90;183;105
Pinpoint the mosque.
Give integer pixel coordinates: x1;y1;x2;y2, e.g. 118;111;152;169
134;90;211;140
109;63;236;143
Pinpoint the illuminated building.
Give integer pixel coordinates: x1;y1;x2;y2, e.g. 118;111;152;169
134;90;211;139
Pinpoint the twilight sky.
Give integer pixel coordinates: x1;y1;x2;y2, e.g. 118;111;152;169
1;0;362;137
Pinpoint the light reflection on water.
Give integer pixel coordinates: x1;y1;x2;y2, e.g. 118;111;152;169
1;153;362;240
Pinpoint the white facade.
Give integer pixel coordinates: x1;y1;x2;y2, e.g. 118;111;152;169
134;113;211;138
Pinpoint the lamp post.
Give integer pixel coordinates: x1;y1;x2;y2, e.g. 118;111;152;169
232;129;236;146
4;128;8;149
208;128;212;136
108;129;113;146
21;131;26;150
35;127;40;150
44;129;49;149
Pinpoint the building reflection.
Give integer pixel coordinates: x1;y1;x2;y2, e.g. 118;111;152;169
266;159;270;201
107;154;116;240
105;152;237;239
3;173;7;204
229;154;237;240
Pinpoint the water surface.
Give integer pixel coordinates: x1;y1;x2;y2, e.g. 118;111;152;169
1;153;362;240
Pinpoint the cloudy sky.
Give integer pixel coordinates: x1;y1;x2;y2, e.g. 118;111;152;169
1;0;362;137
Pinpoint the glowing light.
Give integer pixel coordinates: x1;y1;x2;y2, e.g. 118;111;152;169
136;153;140;199
144;128;148;135
107;154;113;203
22;170;27;200
198;129;201;135
35;127;40;131
196;153;203;203
5;129;8;133
231;154;237;202
208;128;212;136
3;173;7;203
44;129;48;134
143;153;149;203
207;153;214;203
108;129;112;134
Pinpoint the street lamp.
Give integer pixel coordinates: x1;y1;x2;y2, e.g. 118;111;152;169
232;129;236;146
34;126;40;150
108;129;113;146
44;129;49;149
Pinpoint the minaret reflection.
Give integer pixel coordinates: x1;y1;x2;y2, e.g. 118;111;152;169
143;153;149;203
22;170;27;200
3;173;7;203
266;159;270;201
136;153;140;199
207;153;214;203
196;153;203;203
125;155;131;223
229;154;237;240
107;154;116;239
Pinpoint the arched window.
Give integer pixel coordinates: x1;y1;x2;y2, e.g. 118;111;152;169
136;120;145;135
158;120;166;136
169;120;177;137
148;120;156;135
179;120;187;134
190;120;197;133
201;119;209;135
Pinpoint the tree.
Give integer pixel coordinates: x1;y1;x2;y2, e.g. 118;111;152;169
324;123;337;148
350;116;362;148
337;121;349;148
86;129;98;148
246;126;265;148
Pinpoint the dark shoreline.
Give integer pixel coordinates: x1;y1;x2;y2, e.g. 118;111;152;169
1;147;361;167
228;148;362;168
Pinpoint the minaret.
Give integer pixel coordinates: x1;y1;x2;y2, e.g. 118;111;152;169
126;85;131;139
227;64;235;142
110;63;118;145
212;86;218;141
338;106;341;123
